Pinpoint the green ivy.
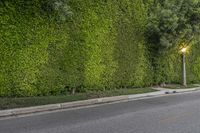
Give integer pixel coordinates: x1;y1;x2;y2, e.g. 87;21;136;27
0;0;200;97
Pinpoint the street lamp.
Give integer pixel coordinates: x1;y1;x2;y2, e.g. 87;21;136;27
181;47;187;87
181;47;187;53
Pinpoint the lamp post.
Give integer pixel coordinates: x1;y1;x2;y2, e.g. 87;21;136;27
181;47;187;87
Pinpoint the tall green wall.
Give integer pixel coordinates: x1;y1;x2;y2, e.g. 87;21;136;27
0;0;199;97
153;43;200;85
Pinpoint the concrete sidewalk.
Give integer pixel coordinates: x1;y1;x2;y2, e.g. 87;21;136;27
153;86;200;93
0;87;200;118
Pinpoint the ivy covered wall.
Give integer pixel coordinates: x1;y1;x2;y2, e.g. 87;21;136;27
0;0;199;97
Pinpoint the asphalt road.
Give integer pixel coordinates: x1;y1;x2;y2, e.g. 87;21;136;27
1;91;200;133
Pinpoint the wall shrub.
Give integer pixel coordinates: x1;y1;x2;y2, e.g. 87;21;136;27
0;0;199;97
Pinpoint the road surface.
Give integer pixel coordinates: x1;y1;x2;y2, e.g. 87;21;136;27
1;91;200;133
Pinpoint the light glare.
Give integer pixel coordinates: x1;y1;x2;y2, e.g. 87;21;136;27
181;47;187;53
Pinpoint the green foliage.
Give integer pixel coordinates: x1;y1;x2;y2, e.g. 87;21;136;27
0;0;152;97
153;43;200;84
188;43;200;83
113;0;152;87
153;47;181;84
146;0;200;84
0;0;200;97
146;0;200;50
0;0;51;97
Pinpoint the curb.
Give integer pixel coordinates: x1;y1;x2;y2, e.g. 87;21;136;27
163;87;200;94
0;88;199;118
0;95;130;118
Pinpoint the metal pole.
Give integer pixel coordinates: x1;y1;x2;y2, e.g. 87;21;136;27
182;52;187;87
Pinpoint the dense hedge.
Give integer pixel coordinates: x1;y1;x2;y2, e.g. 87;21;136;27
155;43;200;83
153;43;200;84
0;0;200;97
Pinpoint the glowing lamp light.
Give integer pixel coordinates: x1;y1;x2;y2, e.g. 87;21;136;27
181;47;187;53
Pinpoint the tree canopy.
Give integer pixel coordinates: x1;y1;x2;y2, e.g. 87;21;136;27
146;0;200;51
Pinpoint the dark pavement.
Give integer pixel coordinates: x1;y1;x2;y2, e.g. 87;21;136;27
1;91;200;133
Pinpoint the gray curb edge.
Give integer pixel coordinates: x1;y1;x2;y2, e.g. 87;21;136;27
0;88;199;118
